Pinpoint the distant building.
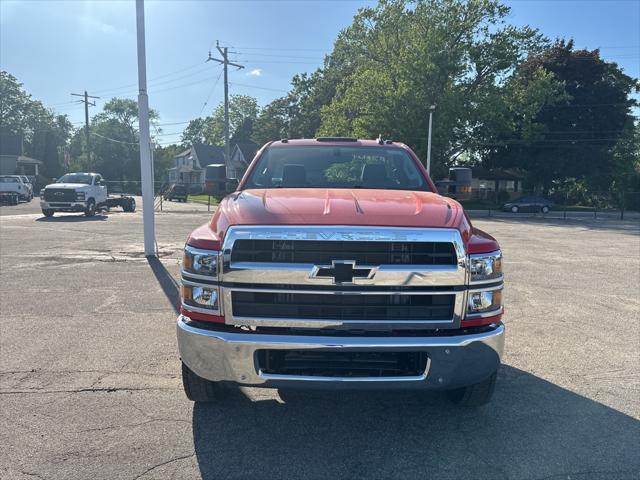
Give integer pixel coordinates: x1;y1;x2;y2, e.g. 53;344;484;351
470;167;525;200
227;142;259;179
435;166;525;201
0;133;43;177
167;143;225;192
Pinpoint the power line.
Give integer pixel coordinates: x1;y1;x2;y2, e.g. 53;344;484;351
199;69;224;116
229;82;288;92
234;52;325;60
91;132;138;145
91;60;210;95
94;63;217;98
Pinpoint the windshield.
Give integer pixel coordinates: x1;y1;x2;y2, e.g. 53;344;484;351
57;173;92;185
244;146;429;191
0;176;19;183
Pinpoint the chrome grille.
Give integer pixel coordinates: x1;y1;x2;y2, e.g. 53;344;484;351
232;291;455;321
44;188;76;202
221;226;468;329
231;239;457;265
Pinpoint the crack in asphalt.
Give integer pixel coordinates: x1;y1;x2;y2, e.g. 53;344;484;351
0;386;178;395
130;452;196;480
531;469;640;480
70;417;191;434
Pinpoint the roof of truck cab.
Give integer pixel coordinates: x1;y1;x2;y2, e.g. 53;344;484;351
269;138;408;148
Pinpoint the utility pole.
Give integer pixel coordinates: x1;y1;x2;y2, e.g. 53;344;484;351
206;41;244;163
70;91;99;160
135;0;156;257
426;104;436;176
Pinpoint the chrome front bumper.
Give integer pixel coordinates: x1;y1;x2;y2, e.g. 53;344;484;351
40;200;87;210
177;316;504;390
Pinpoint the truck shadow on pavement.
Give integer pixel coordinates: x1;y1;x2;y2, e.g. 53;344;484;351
147;257;180;314
192;365;639;480
35;214;108;222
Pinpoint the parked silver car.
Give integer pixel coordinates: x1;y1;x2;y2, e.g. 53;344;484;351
503;196;554;213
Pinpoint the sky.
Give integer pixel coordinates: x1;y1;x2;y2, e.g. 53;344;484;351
1;0;639;146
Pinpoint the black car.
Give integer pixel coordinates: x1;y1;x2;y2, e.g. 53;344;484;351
503;196;553;213
164;184;188;202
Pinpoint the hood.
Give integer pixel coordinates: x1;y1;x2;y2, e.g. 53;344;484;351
214;188;463;229
46;183;90;189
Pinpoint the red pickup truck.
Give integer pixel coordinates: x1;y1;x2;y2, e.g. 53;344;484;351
177;138;504;406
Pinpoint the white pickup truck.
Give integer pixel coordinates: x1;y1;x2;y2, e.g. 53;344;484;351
0;175;27;205
40;172;136;217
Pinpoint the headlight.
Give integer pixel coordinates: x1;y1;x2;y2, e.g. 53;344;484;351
182;284;220;312
469;251;502;283
76;192;85;200
467;288;502;315
182;245;219;278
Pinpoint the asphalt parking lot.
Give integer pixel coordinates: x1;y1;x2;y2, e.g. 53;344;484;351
1;199;639;480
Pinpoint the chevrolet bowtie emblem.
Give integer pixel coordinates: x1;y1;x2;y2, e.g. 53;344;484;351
310;260;375;284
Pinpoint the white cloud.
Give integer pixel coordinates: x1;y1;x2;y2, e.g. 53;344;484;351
247;69;262;77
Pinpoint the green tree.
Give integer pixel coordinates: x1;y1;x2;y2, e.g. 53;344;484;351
485;40;639;191
181;95;258;147
252;97;291;144
0;71;73;177
313;0;545;178
69;98;159;181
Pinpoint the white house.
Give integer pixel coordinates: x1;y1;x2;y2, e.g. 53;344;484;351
226;142;259;179
167;143;225;192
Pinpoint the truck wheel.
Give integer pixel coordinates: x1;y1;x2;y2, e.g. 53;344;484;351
85;199;96;217
182;362;224;402
123;198;136;212
446;371;497;407
42;209;54;217
11;195;18;205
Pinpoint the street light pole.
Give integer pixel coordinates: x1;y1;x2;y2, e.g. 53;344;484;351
426;104;436;176
135;0;156;257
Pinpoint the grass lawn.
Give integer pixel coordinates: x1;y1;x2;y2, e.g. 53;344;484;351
188;194;218;205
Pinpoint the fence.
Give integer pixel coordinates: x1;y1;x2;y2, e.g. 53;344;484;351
456;189;640;220
101;180;218;213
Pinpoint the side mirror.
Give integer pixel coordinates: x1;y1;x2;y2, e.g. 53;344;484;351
52;178;57;183
205;164;237;199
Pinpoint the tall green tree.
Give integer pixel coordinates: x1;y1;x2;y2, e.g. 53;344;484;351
181;95;258;146
485;40;639;191
0;71;73;177
69;98;159;181
315;0;546;178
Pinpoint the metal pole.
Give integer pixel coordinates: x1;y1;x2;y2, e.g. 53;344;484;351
136;0;156;257
84;91;90;158
222;47;230;165
426;105;435;175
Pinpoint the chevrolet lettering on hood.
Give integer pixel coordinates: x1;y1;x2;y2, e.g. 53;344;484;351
177;138;504;407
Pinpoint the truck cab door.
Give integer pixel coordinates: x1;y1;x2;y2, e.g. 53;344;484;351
94;176;107;203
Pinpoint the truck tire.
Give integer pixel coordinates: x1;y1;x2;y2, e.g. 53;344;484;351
11;195;18;205
446;371;497;407
42;209;54;217
126;198;136;212
85;199;96;217
182;362;224;402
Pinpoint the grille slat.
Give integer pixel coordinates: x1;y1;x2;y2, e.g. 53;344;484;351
232;291;455;321
258;350;428;378
231;239;457;265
